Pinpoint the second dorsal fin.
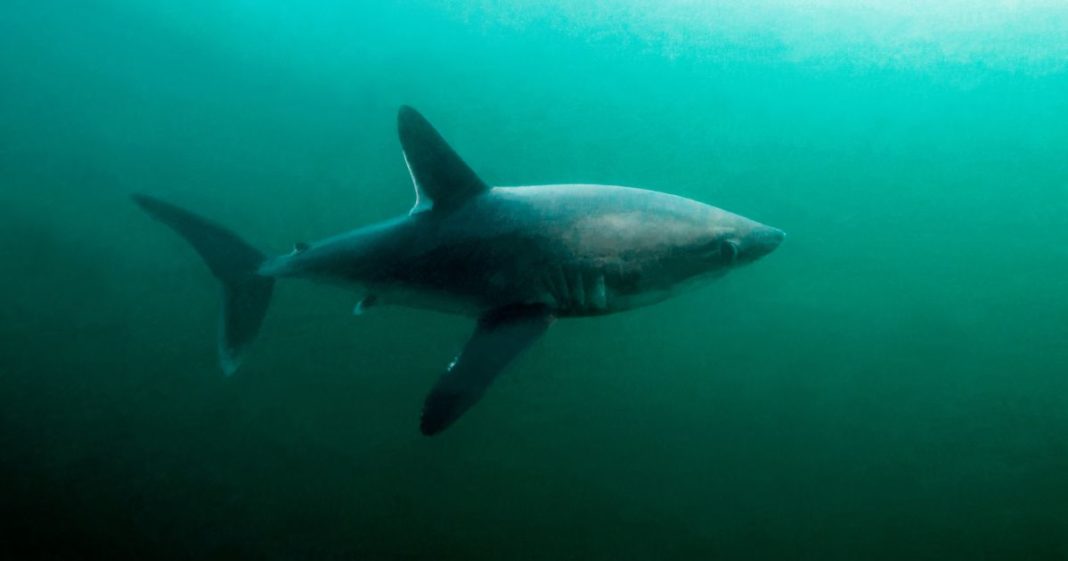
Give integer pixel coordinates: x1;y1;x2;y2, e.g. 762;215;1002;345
398;105;489;214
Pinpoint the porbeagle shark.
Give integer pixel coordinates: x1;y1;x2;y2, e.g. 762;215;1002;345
134;106;784;435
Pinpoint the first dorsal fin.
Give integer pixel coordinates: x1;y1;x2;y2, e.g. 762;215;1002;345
398;105;489;214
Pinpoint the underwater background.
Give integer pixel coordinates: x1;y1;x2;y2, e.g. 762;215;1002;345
2;1;1067;559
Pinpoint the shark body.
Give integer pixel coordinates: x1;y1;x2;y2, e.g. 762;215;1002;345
134;106;784;435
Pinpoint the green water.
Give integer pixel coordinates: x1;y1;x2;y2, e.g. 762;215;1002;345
3;1;1068;559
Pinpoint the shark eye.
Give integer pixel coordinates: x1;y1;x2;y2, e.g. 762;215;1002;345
702;239;738;265
722;240;739;264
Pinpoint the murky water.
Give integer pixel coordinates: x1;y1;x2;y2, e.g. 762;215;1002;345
2;1;1067;559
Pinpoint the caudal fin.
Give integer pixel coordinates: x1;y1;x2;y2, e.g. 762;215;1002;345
132;194;274;375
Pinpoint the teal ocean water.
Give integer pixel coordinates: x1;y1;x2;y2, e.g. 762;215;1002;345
3;1;1067;559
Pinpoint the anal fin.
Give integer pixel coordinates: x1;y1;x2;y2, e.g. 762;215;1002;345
353;294;378;316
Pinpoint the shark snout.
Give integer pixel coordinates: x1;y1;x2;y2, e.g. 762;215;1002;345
738;225;785;263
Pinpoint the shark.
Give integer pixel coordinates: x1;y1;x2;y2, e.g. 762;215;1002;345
133;106;785;435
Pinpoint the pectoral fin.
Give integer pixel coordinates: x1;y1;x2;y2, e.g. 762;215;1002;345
420;304;553;435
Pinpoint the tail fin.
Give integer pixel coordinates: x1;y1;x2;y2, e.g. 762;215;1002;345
132;194;274;375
